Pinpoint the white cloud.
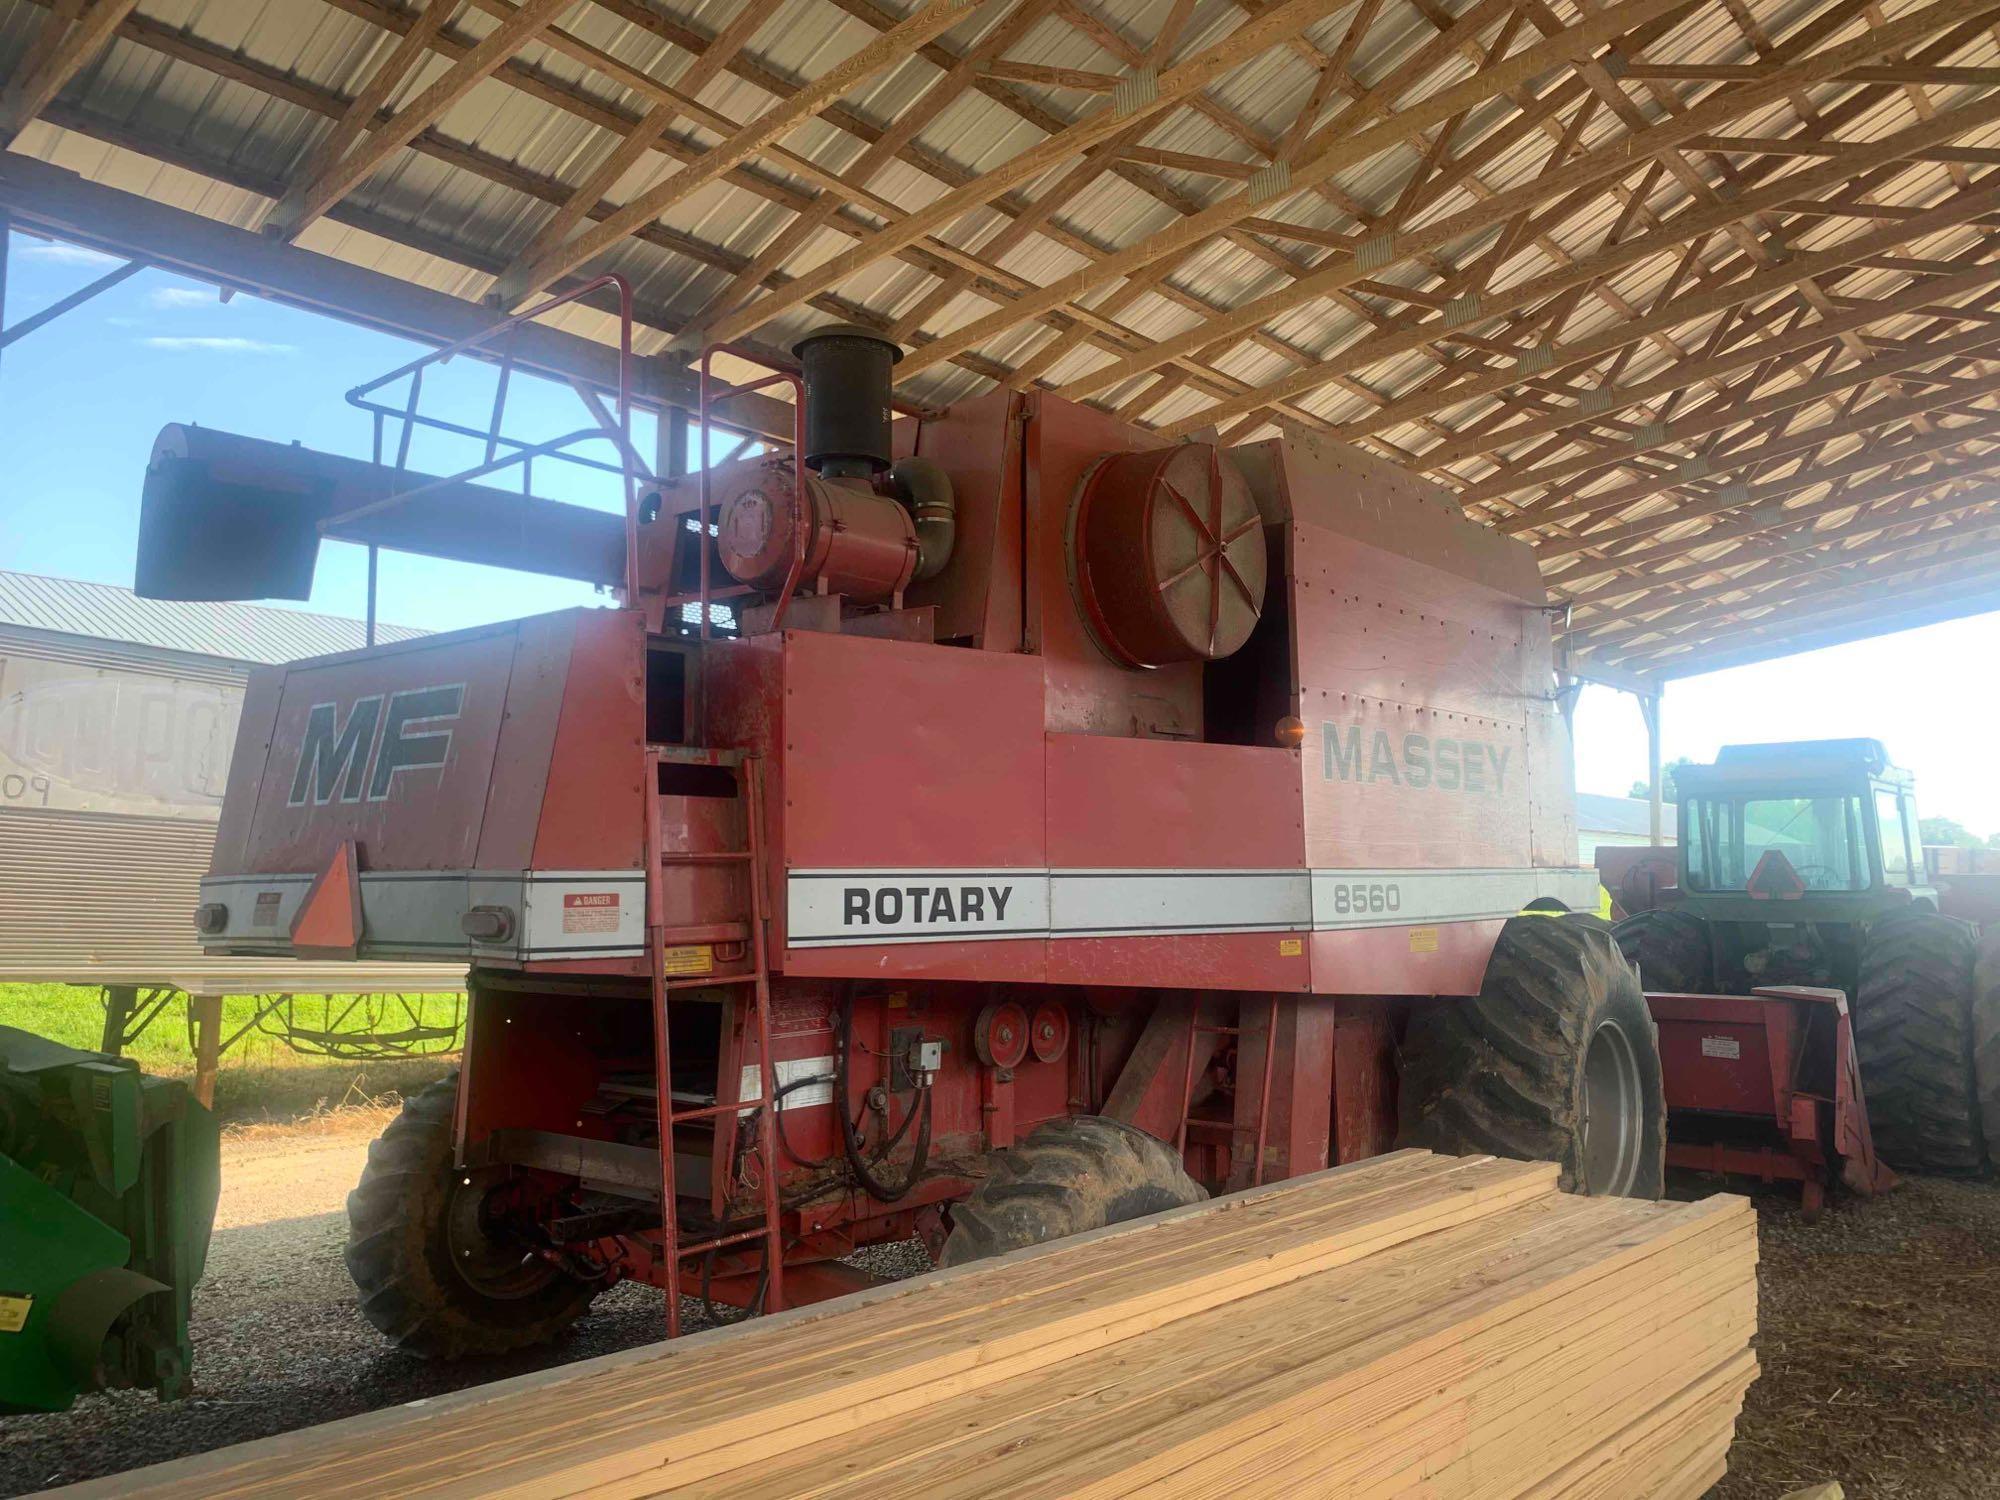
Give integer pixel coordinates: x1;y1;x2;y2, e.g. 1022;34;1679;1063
149;286;219;309
18;240;121;267
140;336;296;355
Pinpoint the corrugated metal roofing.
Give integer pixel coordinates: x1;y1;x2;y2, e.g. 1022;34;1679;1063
1576;793;1668;840
0;569;426;664
4;0;2000;679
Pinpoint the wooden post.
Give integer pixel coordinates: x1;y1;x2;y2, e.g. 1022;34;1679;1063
190;994;224;1109
1641;690;1665;848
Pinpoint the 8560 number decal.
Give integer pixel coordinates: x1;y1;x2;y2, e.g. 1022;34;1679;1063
1325;881;1402;915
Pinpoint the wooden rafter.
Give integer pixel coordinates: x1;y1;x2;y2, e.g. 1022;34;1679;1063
265;0;577;239
17;0;2000;675
493;0;988;307
0;0;138;144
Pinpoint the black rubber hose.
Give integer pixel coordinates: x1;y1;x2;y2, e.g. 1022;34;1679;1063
773;1073;838;1168
835;987;932;1202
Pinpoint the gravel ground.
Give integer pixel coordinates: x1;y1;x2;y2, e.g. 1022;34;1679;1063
1709;1173;2000;1499
5;1138;1996;1498
0;1117;927;1497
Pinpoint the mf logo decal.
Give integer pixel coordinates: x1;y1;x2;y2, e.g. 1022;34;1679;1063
1321;722;1513;796
287;684;465;807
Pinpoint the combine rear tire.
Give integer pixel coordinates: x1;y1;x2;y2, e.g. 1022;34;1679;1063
939;1115;1206;1268
345;1074;597;1358
1854;911;1986;1174
1612;908;1713;994
1398;914;1666;1197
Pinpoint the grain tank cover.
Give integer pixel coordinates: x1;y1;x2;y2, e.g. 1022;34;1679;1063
1069;443;1267;667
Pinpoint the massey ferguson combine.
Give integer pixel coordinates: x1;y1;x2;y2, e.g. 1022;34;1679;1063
141;301;1658;1356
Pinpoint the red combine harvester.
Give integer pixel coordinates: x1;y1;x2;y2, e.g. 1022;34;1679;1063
142;303;1661;1355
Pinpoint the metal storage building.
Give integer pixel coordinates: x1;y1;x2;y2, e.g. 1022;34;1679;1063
0;569;464;1055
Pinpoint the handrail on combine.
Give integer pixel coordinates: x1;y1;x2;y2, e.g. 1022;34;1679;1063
329;274;646;604
696;343;809;638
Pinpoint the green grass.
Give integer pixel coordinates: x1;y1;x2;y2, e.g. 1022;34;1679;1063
0;982;460;1126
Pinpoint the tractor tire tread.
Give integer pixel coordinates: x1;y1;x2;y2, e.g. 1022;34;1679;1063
1398;914;1667;1197
938;1115;1206;1268
1612;908;1713;995
1854;911;1986;1175
344;1073;596;1360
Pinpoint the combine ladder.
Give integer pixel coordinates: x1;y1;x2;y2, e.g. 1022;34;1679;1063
643;747;785;1337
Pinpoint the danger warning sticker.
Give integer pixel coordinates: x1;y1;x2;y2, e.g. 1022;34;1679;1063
0;1294;31;1334
562;891;621;934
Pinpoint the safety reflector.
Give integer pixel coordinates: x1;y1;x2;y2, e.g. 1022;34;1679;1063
1746;848;1808;900
291;840;364;955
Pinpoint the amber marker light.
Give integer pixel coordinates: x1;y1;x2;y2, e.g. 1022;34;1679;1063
1274;715;1307;748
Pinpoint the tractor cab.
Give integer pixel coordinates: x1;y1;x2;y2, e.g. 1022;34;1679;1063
1673;739;1932;922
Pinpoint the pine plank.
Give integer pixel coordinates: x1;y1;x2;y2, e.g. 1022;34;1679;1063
84;1152;1553;1500
691;1199;1751;1500
1171;1253;1756;1499
61;1152;1758;1500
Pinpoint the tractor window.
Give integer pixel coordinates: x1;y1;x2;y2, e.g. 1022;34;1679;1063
1685;794;1869;892
1875;789;1915;885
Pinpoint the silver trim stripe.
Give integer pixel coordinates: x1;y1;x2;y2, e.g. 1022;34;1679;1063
202;864;1603;959
200;869;646;961
786;866;1599;948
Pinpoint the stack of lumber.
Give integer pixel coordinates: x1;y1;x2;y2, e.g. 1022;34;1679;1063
69;1150;1757;1500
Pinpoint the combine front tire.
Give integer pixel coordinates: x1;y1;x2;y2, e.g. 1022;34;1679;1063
1398;915;1666;1197
1612;908;1713;994
1854;911;1987;1174
939;1115;1206;1268
345;1074;596;1358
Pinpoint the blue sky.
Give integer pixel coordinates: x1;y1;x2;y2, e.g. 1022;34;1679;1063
5;229;1999;838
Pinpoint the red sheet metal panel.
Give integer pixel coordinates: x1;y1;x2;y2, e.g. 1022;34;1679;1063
1044;734;1302;868
527;608;644;872
1043;732;1308;990
1311;920;1502;997
1293;525;1533;872
238;621;520;873
473;609;578;870
777;629;1047;982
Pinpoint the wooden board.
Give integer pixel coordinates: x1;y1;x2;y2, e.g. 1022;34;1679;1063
57;1152;1757;1500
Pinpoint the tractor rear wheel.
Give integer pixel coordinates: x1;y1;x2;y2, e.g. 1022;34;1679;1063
1976;929;2000;1163
938;1115;1206;1268
1854;911;1986;1174
1398;914;1666;1197
345;1073;597;1358
1612;908;1713;994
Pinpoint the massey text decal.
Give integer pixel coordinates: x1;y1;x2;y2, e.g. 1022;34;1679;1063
1321;722;1512;795
288;683;465;806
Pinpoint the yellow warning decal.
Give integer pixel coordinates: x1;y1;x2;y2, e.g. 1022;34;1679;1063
661;945;715;976
0;1295;31;1334
1409;927;1440;954
1278;937;1304;957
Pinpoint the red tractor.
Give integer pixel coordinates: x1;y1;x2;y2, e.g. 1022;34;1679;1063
1609;740;2000;1180
143;314;1663;1355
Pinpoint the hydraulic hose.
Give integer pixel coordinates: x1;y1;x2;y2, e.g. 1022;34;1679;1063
835;987;932;1202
